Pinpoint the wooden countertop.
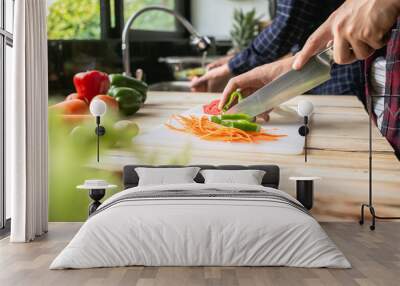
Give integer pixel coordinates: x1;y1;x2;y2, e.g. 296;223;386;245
106;92;400;221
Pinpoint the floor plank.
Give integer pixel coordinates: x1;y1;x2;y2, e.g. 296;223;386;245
0;222;399;286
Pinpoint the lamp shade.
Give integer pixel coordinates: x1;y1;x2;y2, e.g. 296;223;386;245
297;100;314;117
90;99;107;117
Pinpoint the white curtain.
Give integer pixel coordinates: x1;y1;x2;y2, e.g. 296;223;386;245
7;0;48;242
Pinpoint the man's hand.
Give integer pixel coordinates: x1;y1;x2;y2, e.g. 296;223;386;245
293;0;400;69
219;57;294;120
190;64;232;93
292;13;334;69
206;55;234;70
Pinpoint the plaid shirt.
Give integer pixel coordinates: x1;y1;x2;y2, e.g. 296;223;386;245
228;0;364;97
365;18;400;158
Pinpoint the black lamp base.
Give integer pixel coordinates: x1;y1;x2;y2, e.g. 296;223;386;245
298;116;310;162
94;117;106;162
88;189;106;215
296;180;314;210
95;126;106;136
298;125;310;137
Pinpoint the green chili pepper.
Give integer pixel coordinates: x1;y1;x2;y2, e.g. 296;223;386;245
220;120;261;132
210;115;222;124
222;89;243;112
211;112;259;131
220;113;254;122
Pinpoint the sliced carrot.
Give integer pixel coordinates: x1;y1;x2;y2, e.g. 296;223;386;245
165;115;286;143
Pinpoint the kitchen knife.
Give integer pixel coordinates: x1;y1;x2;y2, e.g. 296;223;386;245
225;47;334;116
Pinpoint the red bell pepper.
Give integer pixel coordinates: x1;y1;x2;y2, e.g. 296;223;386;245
73;70;110;103
203;99;221;115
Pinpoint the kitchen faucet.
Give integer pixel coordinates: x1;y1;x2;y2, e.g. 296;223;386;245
122;5;211;76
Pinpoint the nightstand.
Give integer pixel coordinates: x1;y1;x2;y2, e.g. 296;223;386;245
77;180;117;215
289;177;321;210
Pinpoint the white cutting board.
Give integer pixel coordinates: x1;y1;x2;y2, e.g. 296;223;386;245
135;106;304;155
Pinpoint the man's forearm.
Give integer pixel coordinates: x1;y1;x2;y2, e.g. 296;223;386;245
257;56;295;85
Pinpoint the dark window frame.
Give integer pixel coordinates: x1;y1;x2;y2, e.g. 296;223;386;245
0;0;13;234
100;0;191;41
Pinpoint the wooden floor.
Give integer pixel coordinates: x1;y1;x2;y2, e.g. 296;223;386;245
0;222;399;286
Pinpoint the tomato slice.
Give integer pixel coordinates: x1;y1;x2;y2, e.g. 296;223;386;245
203;99;221;115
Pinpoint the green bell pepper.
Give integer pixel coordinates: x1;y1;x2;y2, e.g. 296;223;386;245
108;86;119;98
112;87;143;116
109;74;148;93
109;74;148;103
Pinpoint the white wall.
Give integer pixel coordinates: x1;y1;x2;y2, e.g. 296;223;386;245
191;0;272;40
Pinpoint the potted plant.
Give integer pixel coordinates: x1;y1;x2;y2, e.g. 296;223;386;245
230;8;262;53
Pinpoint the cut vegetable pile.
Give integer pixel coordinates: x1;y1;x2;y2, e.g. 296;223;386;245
203;89;244;115
49;70;148;124
165;115;286;143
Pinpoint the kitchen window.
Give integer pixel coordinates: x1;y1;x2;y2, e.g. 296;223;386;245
47;0;101;40
124;0;176;32
47;0;189;40
0;0;14;233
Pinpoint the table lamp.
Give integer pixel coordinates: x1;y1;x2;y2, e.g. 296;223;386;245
89;99;107;162
297;100;314;162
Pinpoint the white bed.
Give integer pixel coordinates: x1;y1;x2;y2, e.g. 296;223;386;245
50;183;350;269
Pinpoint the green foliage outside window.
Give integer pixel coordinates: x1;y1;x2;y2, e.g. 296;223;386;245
124;0;176;31
47;0;177;40
47;0;101;40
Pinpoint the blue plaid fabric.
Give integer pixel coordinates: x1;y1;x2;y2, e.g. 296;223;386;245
228;0;365;97
310;62;364;98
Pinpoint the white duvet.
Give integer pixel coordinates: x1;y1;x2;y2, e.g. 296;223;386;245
50;183;350;269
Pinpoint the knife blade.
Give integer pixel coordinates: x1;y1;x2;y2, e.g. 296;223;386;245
225;47;334;116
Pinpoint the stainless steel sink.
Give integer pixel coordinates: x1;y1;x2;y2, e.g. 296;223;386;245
159;56;219;65
159;56;221;80
149;81;191;92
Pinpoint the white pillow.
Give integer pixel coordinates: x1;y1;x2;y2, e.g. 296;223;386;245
200;169;266;185
135;167;201;186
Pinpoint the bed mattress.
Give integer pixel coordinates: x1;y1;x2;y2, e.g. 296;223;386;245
50;183;350;269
